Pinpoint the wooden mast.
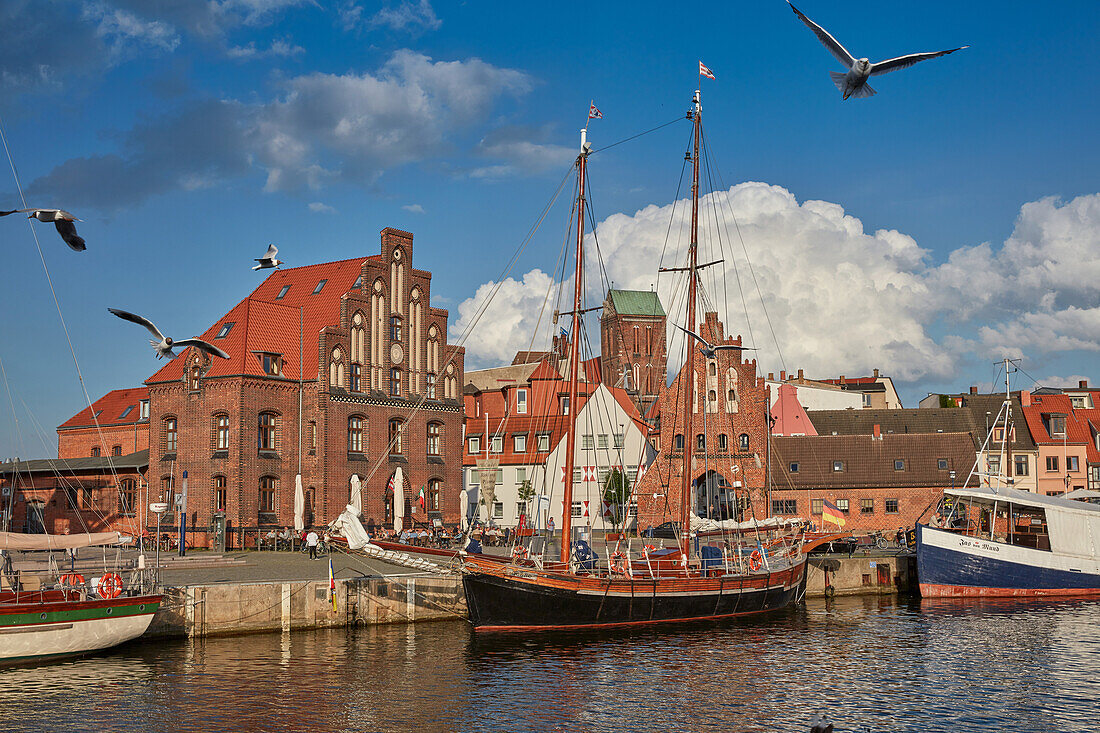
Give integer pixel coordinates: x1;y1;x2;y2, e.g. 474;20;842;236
679;90;701;559
560;127;589;564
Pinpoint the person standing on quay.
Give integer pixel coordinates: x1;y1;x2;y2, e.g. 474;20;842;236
306;528;319;560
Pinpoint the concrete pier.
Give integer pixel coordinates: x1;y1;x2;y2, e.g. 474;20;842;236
804;552;916;597
148;573;467;639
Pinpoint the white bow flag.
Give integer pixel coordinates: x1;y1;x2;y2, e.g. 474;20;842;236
699;61;715;80
588;103;603;120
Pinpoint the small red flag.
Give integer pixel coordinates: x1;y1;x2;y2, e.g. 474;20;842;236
699;61;715;80
588;103;603;120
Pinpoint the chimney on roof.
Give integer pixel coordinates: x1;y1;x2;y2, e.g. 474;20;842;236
839;375;845;384
1080;380;1088;389
873;368;880;378
797;368;804;379
1021;390;1031;407
970;386;978;395
780;370;786;381
873;424;881;440
768;372;775;381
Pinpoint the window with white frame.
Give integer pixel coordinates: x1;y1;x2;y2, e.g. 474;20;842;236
537;433;550;451
516;388;528;414
468;436;480;454
582;434;594;450
613;432;625;448
516;467;526;484
490;435;503;453
492;502;503;519
513;434;526;453
571;501;583;517
597;434;609;449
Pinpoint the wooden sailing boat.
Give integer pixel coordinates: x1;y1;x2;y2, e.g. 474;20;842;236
460;89;810;631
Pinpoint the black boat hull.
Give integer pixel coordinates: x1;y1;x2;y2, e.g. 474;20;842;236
462;562;806;631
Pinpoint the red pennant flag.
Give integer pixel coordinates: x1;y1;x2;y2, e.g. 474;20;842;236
699;61;715;80
588;103;603;120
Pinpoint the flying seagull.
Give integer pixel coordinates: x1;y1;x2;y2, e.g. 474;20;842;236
677;325;758;359
0;208;86;251
787;2;968;100
108;308;230;360
252;243;283;270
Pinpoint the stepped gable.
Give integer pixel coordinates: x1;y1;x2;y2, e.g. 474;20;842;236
58;386;149;429
146;256;373;384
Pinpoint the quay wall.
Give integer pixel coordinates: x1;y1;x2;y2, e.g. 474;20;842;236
804;554;916;597
147;574;467;639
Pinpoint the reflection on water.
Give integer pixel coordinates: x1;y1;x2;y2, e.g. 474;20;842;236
2;596;1098;732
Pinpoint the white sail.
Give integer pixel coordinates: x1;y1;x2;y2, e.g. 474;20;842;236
0;531;132;551
330;505;371;550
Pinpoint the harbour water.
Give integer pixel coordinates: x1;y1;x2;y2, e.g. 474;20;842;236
2;596;1097;732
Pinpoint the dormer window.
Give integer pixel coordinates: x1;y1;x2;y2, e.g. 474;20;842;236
313;279;327;294
276;285;291;300
1048;415;1066;438
140;400;149;419
215;322;235;339
353;274;363;289
259;353;282;376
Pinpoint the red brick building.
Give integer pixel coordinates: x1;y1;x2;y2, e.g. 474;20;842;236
143;228;465;538
600;289;667;416
57;387;150;459
635;312;771;529
768;431;980;532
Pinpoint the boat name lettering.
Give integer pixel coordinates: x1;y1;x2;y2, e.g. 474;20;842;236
958;538;1000;553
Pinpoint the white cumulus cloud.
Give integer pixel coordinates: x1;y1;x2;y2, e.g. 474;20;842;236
308;202;336;214
453;186;1100;389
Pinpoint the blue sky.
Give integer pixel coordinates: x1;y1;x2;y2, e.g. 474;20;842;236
1;1;1098;457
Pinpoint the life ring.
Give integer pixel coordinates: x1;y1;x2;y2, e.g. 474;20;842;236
511;545;529;563
59;573;85;588
824;584;836;598
98;572;123;599
610;551;629;574
749;550;763;572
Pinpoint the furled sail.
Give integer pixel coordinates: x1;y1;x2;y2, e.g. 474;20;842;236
0;531;132;551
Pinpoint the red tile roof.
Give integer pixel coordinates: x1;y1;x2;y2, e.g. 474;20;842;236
58;387;149;430
1021;394;1092;446
147;257;373;384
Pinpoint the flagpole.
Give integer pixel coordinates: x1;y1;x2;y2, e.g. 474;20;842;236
585;99;592;132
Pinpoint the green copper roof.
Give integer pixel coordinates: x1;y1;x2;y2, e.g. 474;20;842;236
607;290;665;317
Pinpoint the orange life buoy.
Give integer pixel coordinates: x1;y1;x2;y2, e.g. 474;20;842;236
749;550;763;572
610;551;629;574
59;573;85;588
98;572;123;599
511;545;529;563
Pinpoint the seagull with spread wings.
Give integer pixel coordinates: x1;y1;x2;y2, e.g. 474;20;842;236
677;325;757;359
787;2;968;100
252;243;284;270
108;308;230;360
0;208;86;251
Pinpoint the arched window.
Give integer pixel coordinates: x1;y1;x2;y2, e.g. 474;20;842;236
164;417;177;453
674;433;684;452
708;361;717;377
329;347;343;388
708;389;717;402
717;433;729;452
389;418;404;455
214;413;230;451
390;315;402;342
728;388;737;402
427;478;441;511
90;446;100;457
696;434;706;452
213;475;227;512
190;365;201;390
427;422;441;456
112;445;122;456
258;476;277;522
348;416;364;453
739;433;750;451
258;412;278;452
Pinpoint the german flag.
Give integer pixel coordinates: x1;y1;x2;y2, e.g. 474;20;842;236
821;499;846;528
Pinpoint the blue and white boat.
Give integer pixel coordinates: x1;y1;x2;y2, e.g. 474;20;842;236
917;486;1100;597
